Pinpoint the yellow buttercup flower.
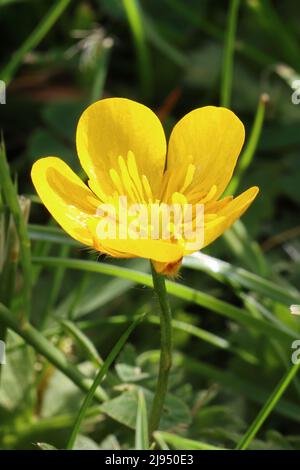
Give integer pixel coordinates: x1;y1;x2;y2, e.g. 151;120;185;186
31;98;258;275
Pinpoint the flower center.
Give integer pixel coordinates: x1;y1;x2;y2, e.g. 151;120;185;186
90;151;220;244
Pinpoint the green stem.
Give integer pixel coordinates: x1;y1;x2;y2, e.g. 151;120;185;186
66;316;142;450
220;0;240;107
149;262;173;435
236;361;300;450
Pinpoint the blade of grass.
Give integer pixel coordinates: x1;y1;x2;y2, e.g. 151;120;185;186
165;0;223;39
122;0;153;98
0;212;20;309
225;93;269;195
33;229;256;288
165;0;275;66
223;220;268;276
60;319;103;368
143;14;187;68
181;354;300;424
0;142;32;322
7;312;258;366
123;314;255;365
40;244;70;328
56;275;136;320
30;221;64;283
236;360;300;449
0;212;19;382
153;431;225;450
55;259;147;320
247;0;300;69
0;302;107;402
241;294;298;341
66;273;90;320
90;41;112;103
28;224;79;247
1;0;72;83
0;202;7;352
220;0;240;107
4;405;102;448
4;309;300;425
183;252;300;306
66;315;143;449
162;317;257;365
32;256;297;343
153;431;169;450
135;390;149;450
242;293;300;397
59;321;120;392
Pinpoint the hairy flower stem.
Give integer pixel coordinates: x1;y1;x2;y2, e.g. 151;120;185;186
149;262;173;435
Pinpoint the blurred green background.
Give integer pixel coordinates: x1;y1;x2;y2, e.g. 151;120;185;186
0;0;300;451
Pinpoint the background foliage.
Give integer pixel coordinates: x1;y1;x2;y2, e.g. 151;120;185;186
0;0;300;450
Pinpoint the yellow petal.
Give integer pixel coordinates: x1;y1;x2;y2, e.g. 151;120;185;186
87;217;183;262
105;239;183;263
167;106;245;198
199;186;259;251
31;157;100;246
76;98;167;199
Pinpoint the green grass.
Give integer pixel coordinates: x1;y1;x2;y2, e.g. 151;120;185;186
0;0;300;451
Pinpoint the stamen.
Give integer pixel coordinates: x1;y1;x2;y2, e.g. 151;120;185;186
109;168;124;194
127;151;144;200
142;174;153;202
161;157;196;203
200;185;217;203
206;195;233;213
118;156;137;202
180;163;196;193
172;192;187;205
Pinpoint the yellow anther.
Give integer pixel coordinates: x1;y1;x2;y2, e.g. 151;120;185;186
142;174;153;202
127;151;144;200
180;163;196;193
109;168;124;194
201;185;217;203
